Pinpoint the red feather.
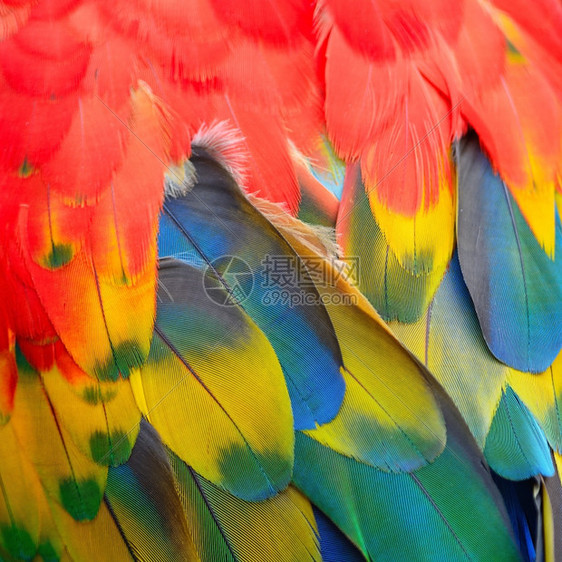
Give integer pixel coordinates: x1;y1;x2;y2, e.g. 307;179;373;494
324;27;406;161
208;0;314;46
361;63;453;216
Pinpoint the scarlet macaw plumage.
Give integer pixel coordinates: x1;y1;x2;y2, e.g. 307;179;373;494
0;0;561;560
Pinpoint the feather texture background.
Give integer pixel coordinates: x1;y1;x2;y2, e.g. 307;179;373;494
0;0;561;560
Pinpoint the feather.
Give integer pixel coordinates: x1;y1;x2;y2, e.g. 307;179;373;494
444;0;506;103
390;250;553;479
11;349;107;522
218;101;301;214
80;31;138;111
491;474;543;562
487;0;562;80
21;241;156;382
1;423;76;561
303;364;445;472
457;134;562;372
0;423;43;560
267;42;324;155
293;390;522;561
313;507;365;562
257;196;446;471
319;0;394;61
337;163;448;322
322;0;462;63
177;40;308;212
508;357;562;453
488;2;562;98
96;0;231;84
323;20;456;275
105;420;199;561
49;499;134;562
323;26;400;161
0;3;30;41
361;63;455;275
41;350;141;467
158;150;345;430
0;317;16;424
390;253;508;449
207;0;314;46
296;159;339;228
0;15;90;99
89;84;189;281
544;453;562;561
305;136;346;201
461;63;560;256
294;248;446;471
17;85;188;381
484;387;554;480
0;87;77;174
131;258;294;501
2;3;562;560
35;486;68;562
40;95;128;203
170;452;320;561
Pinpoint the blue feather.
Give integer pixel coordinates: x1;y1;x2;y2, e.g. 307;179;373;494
313;507;365;562
457;135;562;372
158;151;345;429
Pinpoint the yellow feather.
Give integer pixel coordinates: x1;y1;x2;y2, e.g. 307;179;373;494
543;475;556;562
368;174;455;275
304;267;446;471
508;353;562;452
41;364;141;467
202;486;319;561
129;368;149;418
391;312;509;450
509;173;556;259
11;357;108;522
136;291;294;499
257;199;446;470
0;424;42;559
171;453;320;562
49;500;135;562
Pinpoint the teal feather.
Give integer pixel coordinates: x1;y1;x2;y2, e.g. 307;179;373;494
293;389;523;561
484;387;554;480
313;507;365;562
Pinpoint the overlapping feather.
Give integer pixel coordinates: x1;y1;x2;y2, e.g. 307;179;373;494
131;258;295;501
158;150;346;430
170;453;321;561
484;388;554;480
338;163;448;323
0;1;561;560
263;201;446;471
294;402;522;561
390;254;508;449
